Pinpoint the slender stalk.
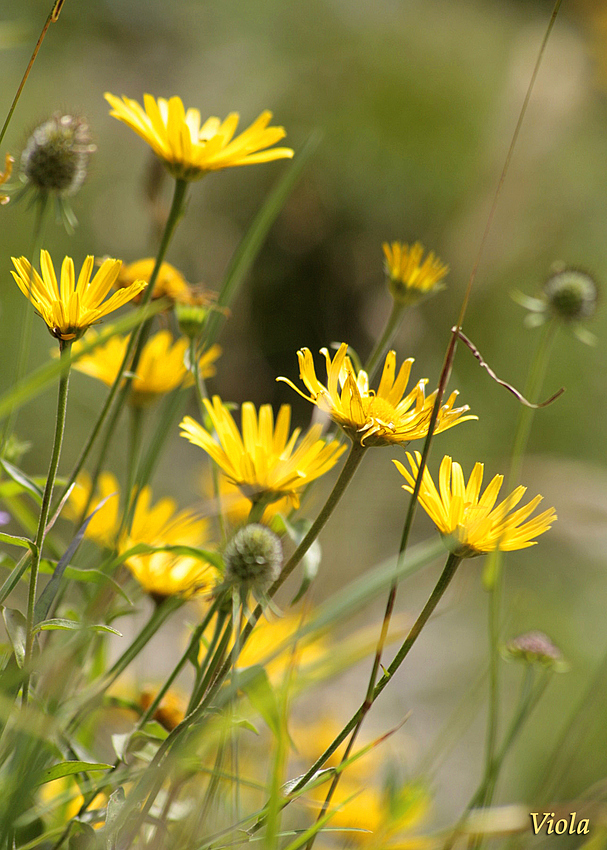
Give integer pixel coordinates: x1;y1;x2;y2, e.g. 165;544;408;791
0;0;66;150
57;178;189;515
22;339;71;705
364;300;405;379
479;318;559;810
115;442;367;836
2;195;49;454
292;553;463;798
121;405;144;533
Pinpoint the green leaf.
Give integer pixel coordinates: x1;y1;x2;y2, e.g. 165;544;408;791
37;562;132;605
204;131;322;347
2;606;27;668
237;664;282;738
34;494;116;625
32;619;122;636
0;301;166;423
111;543;223;572
37;761;113;785
0;531;35;552
0;459;43;502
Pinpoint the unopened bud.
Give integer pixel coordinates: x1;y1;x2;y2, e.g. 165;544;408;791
224;523;282;595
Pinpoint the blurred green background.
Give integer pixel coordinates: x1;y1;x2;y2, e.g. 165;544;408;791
2;0;607;836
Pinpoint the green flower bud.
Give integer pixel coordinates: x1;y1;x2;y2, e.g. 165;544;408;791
543;267;598;322
175;302;209;339
224;524;282;594
21;114;94;196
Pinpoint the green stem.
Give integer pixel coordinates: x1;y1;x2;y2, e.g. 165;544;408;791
479;318;559;811
115;442;367;836
292;552;463;797
57;178;189;514
0;0;65;150
22;339;71;705
186;610;231;713
122;405;144;533
364;300;405;379
2;195;49;455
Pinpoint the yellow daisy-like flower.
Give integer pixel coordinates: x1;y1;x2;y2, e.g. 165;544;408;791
71;328;221;406
113;258;211;306
11;251;146;341
65;471;216;598
180;396;346;508
394;452;557;557
278;343;475;447
105;93;294;181
383;241;448;305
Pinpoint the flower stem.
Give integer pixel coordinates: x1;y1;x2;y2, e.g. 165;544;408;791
292;552;463;798
0;0;66;150
58;178;189;516
364;300;405;379
2;194;49;455
22;339;71;706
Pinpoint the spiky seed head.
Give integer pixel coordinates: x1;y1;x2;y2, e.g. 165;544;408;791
21;114;95;196
543;267;598;322
224;523;282;593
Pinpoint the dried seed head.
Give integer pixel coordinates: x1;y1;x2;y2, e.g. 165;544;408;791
224;523;282;594
543;267;598;322
21;114;95;196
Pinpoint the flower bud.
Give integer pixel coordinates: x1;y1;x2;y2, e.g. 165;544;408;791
503;630;567;670
21;114;94;196
543;267;598;322
175;302;209;339
224;523;282;595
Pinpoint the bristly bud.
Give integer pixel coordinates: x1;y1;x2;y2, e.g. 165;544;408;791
224;523;282;596
383;241;449;307
503;630;568;671
21;114;95;196
512;264;599;345
543;267;598;322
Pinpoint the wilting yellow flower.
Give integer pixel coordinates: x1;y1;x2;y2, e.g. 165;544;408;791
180;397;346;508
394;452;557;557
11;251;146;341
383;241;448;305
139;688;187;731
65;471;216;597
105;93;294;181
114;258;212;306
278;344;475;447
71;329;221;406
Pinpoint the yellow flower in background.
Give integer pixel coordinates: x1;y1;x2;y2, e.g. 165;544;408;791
394;452;557;557
383;241;448;306
65;471;217;598
105;93;294;181
201;470;291;526
180;397;346;508
63;471;120;548
278;343;475;447
114;258;213;306
11;251;146;341
71;329;221;406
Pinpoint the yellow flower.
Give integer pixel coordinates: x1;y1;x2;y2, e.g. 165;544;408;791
105;93;294;181
201;470;290;526
11;251;146;341
65;471;216;597
278;344;475;447
394;452;557;557
383;241;448;305
71;329;221;406
114;258;211;306
63;471;120;548
180;397;346;508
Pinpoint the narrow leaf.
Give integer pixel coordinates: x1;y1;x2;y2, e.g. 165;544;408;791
37;761;113;785
237;665;281;738
0;531;35;552
0;459;43;502
2;606;27;668
33;619;122;636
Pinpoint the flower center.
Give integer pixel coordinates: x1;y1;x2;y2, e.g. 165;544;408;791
364;396;397;427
